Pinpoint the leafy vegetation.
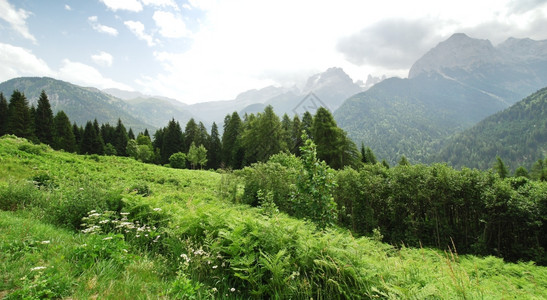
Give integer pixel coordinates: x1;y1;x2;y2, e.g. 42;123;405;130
1;135;545;298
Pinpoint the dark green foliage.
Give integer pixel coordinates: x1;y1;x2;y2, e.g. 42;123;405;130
301;111;313;138
127;127;135;140
207;122;221;169
241;105;286;164
72;123;82;153
493;156;509;179
160;119;184;164
0;92;8;136
7;90;33;139
312;107;358;169
361;143;377;164
399;155;410;166
183;118;199;153
114;119;129;156
290;115;302;155
221;112;243;169
34;91;54;145
52;111;76;152
514;166;529;178
530;158;547;181
434;87;547;171
332;163;547;264
80;121;104;155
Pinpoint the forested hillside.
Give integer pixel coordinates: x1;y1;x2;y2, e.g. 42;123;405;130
433;87;547;171
0;77;154;133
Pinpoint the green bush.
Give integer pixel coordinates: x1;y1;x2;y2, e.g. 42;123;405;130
169;152;187;169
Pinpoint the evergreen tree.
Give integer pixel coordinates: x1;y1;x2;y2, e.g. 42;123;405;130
34;90;54;145
114;119;129;156
52;111;76;152
312;107;347;169
493;156;509;179
0;93;8;136
198;122;210;149
242;105;285;164
7;90;33;139
183;118;199;153
101;123;115;146
301;111;313;138
222;112;243;169
207;122;222;169
143;128;150;138
28;105;37;142
73;123;83;153
514;166;529;178
291;115;302;155
381;159;390;169
81;121;104;155
128;127;135;140
281;113;293;152
398;155;410;166
530;159;546;181
161;119;184;164
361;145;377;165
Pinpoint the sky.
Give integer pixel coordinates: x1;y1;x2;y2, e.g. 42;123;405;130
1;0;547;104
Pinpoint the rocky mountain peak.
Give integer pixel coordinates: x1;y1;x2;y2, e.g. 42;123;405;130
409;33;498;78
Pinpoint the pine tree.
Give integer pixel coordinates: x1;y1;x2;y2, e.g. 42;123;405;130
34;90;54;145
281;113;292;152
52;111;76;152
291;115;302;155
301;111;313;138
0;93;9;136
100;123;115;146
7;90;33;139
398;155;410;166
114;119;129;156
514;166;529;178
81;121;104;155
312;107;346;169
222;112;243;169
207;122;222;169
161;119;184;164
128;127;135;140
183;118;199;153
73;123;83;153
493;156;509;179
242;105;285;164
143;128;150;138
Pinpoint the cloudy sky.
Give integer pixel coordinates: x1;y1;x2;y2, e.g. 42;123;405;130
1;0;547;103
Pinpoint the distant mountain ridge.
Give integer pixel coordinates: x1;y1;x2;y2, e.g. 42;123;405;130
335;33;547;166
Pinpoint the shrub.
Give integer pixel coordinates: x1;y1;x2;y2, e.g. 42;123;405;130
169;152;187;169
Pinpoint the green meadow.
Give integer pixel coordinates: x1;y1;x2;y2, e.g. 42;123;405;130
1;135;545;299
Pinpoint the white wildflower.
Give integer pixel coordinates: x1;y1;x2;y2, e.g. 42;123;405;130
153;207;161;212
103;236;113;240
31;266;46;271
212;265;218;269
230;288;236;292
40;240;50;244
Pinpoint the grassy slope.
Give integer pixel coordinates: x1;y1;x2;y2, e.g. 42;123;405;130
0;135;545;299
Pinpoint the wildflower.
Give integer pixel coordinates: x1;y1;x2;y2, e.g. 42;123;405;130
31;266;46;271
212;265;218;269
122;249;128;253
212;288;218;293
99;220;109;224
40;240;50;244
79;187;84;191
230;288;236;292
120;212;130;216
153;207;162;212
103;236;113;240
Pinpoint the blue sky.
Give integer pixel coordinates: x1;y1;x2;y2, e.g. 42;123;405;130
1;0;547;103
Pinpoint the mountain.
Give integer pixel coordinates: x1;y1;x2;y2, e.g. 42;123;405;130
0;77;155;133
187;67;364;125
122;97;195;129
335;33;547;165
431;87;547;171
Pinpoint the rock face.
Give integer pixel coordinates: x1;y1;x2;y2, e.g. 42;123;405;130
409;33;499;78
409;33;547;79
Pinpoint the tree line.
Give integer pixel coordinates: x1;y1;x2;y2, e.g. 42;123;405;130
1;90;360;170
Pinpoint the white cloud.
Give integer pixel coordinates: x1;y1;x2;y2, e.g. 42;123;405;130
153;11;189;38
58;59;133;90
64;4;71;11
88;16;118;36
141;0;179;10
91;51;113;67
124;20;156;46
99;0;142;12
0;43;54;81
0;0;37;43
